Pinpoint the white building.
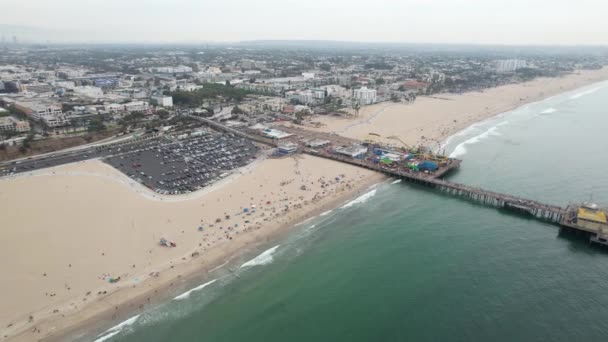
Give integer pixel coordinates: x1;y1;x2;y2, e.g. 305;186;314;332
335;144;368;158
123;101;149;113
54;81;76;90
260;128;292;140
151;96;173;108
304;139;331;148
57;68;88;79
150;66;193;74
298;91;314;105
15;101;70;127
73;86;104;99
278;142;298;155
104;103;123;112
311;89;326;100
354;86;377;105
0;116;30;132
321;85;349;98
0;117;15;131
496;59;527;73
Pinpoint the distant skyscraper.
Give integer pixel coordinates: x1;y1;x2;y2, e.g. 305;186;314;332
12;35;17;45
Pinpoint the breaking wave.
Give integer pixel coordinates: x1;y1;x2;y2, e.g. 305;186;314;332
241;245;280;268
540;108;557;114
341;189;377;208
449;123;505;158
94;314;140;342
94;331;120;342
570;87;601;100
320;210;333;216
173;279;217;301
391;179;402;185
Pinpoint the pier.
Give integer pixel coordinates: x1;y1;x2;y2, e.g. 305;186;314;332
304;148;608;245
191;117;607;245
188;118;608;245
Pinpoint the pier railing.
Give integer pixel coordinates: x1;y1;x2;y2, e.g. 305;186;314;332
306;149;566;224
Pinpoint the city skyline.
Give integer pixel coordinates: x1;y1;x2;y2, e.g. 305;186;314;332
3;0;608;45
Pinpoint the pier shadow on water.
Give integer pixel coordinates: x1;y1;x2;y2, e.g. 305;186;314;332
557;227;608;255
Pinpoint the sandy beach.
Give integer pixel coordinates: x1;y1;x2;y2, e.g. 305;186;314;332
0;155;384;341
2;67;608;342
309;67;608;147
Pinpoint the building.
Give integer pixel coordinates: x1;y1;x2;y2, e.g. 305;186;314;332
22;84;53;95
15;101;70;127
311;88;326;100
55;81;76;90
0;116;30;132
74;74;121;88
353;87;377;105
297;91;314;105
277;142;298;155
321;85;349;98
0;117;15;131
150;66;193;74
73;86;104;99
260;128;292;140
123;101;149;113
304;139;331;148
575;203;608;232
335;144;368;158
57;68;88;79
151;95;173;108
496;59;527;73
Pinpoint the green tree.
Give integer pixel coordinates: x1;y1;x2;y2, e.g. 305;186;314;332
376;77;386;85
231;106;246;115
87;116;106;132
319;63;331;72
156;109;170;119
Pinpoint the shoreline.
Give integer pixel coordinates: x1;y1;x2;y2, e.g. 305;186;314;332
307;67;608;147
63;175;386;342
1;155;386;342
3;68;608;342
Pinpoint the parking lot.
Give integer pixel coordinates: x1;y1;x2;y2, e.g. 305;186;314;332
1;130;258;195
105;132;258;194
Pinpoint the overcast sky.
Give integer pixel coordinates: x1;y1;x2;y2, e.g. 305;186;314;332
2;0;608;45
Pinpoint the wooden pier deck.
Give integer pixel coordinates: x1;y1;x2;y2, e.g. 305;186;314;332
306;148;568;224
193;117;603;244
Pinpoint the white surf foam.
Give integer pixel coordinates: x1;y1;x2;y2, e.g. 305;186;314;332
95;314;140;341
320;210;333;216
94;330;121;342
570;87;601;100
449;123;504;158
240;245;280;268
391;179;402;185
341;189;377;208
173;279;217;300
540;107;557;114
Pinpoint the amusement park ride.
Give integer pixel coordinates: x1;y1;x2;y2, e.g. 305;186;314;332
365;132;449;163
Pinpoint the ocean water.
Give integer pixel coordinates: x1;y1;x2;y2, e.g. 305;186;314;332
91;81;608;342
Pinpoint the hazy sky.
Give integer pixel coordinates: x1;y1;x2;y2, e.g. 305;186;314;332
3;0;608;45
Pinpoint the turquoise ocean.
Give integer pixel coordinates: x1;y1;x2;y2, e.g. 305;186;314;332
90;81;608;342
